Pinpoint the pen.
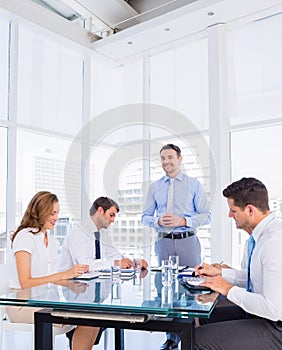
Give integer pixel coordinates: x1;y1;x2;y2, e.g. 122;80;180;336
191;264;203;277
199;261;206;270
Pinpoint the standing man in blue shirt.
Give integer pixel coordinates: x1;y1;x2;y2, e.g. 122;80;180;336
142;144;211;350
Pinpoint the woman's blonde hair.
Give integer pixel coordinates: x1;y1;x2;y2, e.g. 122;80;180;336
11;191;58;243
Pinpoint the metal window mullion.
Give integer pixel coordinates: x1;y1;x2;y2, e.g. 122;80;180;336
6;20;19;262
142;54;151;297
81;53;91;222
207;23;232;264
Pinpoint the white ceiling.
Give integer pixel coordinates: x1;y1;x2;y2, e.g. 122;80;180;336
53;0;199;33
1;0;282;63
90;0;282;62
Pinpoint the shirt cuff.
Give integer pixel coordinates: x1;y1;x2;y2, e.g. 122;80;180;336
154;217;161;228
222;268;236;284
184;216;191;227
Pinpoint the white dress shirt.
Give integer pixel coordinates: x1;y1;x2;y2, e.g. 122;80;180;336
223;212;282;321
9;228;59;289
59;217;122;272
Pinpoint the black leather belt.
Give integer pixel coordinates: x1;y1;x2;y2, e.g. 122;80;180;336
158;231;195;239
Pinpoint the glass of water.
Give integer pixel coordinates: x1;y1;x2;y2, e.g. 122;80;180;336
161;259;172;287
161;286;173;308
111;265;121;284
169;255;179;275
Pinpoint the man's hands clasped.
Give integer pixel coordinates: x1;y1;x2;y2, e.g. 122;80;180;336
158;214;185;227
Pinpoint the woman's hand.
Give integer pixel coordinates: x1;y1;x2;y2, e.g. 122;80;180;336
63;264;89;279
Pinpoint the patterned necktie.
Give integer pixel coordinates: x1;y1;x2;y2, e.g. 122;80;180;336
95;231;101;259
246;235;255;292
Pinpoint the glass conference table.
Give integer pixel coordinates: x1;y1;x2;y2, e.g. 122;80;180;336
0;271;218;350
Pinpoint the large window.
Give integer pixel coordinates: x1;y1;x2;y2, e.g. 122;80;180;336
89;59;145;258
91;58;143;116
17;26;83;135
1;18;86;260
149;38;211;262
16;130;81;245
89;114;146;258
150;38;209;131
231;125;282;267
229;14;282;125
227;15;282;266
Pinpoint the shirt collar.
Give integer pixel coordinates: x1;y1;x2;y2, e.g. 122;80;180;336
252;211;275;242
78;216;99;238
164;171;184;182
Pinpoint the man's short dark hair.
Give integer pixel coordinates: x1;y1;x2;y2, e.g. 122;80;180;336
223;177;269;213
160;144;181;157
89;197;120;216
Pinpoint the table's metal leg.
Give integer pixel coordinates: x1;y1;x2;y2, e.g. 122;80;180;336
103;328;109;350
180;319;195;350
114;328;124;350
34;312;53;350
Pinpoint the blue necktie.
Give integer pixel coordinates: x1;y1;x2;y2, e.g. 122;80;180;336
246;235;255;292
95;231;101;259
94;282;101;303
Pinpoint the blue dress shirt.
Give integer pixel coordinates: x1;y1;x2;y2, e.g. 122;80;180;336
142;171;211;232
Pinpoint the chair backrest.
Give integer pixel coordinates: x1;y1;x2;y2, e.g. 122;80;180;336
0;264;16;295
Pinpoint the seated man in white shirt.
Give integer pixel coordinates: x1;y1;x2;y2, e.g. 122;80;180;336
60;196;147;272
60;196;148;347
194;177;282;350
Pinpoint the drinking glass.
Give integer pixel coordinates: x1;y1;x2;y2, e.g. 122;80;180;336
169;255;179;275
111;265;121;284
161;259;172;287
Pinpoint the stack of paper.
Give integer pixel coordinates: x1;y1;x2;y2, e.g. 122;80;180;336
72;272;99;280
99;269;135;280
120;269;135;280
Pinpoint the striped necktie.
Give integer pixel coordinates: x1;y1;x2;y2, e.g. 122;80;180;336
246;235;255;292
95;231;101;260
